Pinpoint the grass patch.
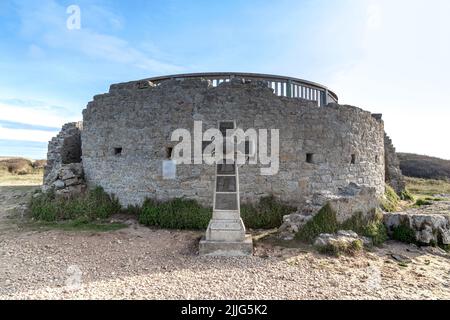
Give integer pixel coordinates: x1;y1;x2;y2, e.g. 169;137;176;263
30;187;121;222
405;177;450;198
138;198;212;230
381;185;400;212
241;196;296;229
296;206;388;246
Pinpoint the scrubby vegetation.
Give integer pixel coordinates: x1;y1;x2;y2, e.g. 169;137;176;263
138;198;212;230
30;187;121;222
381;185;400;212
295;205;388;246
136;195;295;230
398;153;450;180
392;223;416;244
240;196;296;229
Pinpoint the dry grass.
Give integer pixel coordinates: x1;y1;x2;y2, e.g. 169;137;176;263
405;177;450;199
0;172;43;186
0;157;45;186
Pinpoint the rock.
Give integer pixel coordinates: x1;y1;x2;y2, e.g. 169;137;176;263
337;230;359;238
279;183;380;240
314;231;365;255
53;180;65;190
384;211;450;246
279;212;313;239
416;225;434;244
390;254;412;264
65;178;80;187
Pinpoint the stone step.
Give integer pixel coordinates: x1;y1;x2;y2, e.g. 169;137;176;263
212;210;240;220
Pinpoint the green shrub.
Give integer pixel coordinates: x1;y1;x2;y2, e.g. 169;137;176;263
392;223;416;243
381;185;400;212
415;199;433;207
241;196;296;229
364;220;388;246
295;204;338;243
138;198;212;230
30;187;121;222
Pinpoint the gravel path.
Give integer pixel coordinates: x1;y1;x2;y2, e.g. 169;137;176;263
1;186;450;300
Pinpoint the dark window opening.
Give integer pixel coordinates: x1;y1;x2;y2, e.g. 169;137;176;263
351;154;356;164
306;153;314;164
114;147;122;156
166;147;173;159
375;155;379;164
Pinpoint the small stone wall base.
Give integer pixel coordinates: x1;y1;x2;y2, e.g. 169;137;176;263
199;235;253;257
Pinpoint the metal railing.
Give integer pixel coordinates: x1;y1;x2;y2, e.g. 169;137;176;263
145;72;338;107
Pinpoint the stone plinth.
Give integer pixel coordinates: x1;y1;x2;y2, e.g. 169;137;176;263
199;235;253;257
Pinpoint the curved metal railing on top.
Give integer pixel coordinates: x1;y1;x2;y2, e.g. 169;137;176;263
145;72;338;107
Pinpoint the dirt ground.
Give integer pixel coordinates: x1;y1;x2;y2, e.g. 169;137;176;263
0;183;449;300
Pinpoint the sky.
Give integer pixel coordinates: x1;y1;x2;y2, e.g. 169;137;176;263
0;0;449;160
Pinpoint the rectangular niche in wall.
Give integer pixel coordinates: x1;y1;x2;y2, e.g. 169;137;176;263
306;153;314;164
351;154;356;164
114;147;122;156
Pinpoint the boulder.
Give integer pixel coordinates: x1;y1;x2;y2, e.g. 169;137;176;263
314;230;368;254
384;210;450;245
279;183;379;240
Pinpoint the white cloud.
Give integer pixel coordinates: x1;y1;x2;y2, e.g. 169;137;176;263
0;126;57;143
16;0;182;74
0;102;77;128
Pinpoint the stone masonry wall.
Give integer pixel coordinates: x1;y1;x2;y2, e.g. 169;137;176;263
44;122;83;189
81;78;386;207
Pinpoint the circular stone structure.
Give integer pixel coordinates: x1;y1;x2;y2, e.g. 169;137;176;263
80;73;385;208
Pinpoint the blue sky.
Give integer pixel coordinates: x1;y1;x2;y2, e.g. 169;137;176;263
0;0;449;159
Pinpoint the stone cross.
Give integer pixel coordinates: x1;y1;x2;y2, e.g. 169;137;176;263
199;121;253;256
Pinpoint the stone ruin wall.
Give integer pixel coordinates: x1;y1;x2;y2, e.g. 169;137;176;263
43;122;86;196
384;133;406;194
79;78;386;208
